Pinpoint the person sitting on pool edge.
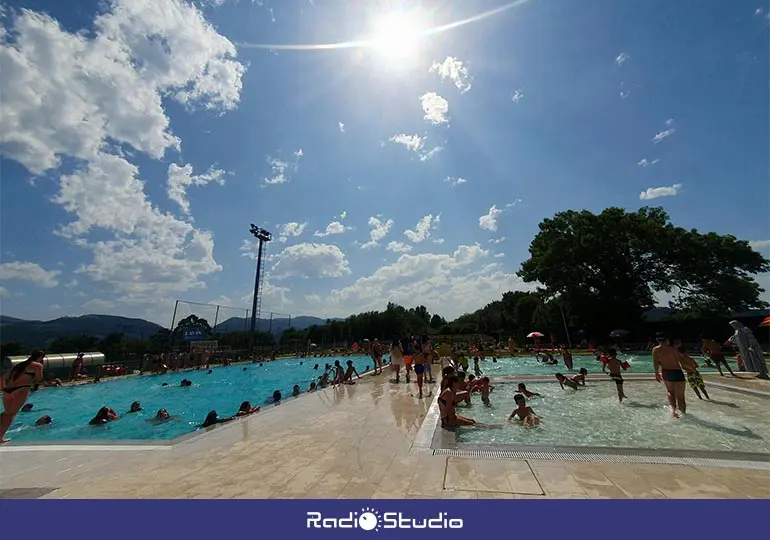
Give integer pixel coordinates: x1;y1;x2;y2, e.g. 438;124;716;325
200;410;234;428
516;383;541;398
508;394;540;426
89;406;119;425
555;373;579;390
341;360;360;384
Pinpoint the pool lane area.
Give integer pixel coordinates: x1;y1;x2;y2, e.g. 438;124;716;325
4;356;370;444
477;353;731;376
429;376;770;469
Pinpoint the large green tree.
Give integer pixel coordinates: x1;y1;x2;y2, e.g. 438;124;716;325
518;207;769;333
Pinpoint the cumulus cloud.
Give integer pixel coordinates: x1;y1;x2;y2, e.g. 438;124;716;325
326;245;535;319
444;176;467;186
479;205;504;231
0;261;61;288
264;150;303;185
389;134;443;161
338;121;345;132
386;241;413;254
420;92;449;124
339;211;347;220
271;243;351;279
748;240;770;251
278;222;307;242
404;214;440;243
511;89;524;103
361;217;394;249
0;1;245;305
314;221;349;237
639;183;683;200
615;52;630;65
488;237;506;244
429;56;472;93
167;163;226;214
637;158;659;168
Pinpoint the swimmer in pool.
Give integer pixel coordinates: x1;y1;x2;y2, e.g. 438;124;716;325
473;356;482;376
148;409;174;423
570;367;589;386
236;401;261;416
602;349;627;403
307;381;317;392
653;333;689;418
200;410;234;428
292;384;301;396
555;373;578;390
478;377;494;406
89;407;119;426
35;415;52;426
516;383;541;398
508;394;540;426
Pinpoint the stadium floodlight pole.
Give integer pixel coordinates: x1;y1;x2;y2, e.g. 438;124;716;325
248;224;272;355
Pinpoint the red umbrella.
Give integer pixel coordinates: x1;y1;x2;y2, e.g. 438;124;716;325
759;316;770;327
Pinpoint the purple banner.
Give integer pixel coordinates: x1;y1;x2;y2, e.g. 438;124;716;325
1;500;760;539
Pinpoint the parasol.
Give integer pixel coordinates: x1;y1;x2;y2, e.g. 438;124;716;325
527;332;544;339
609;329;630;338
759;316;770;328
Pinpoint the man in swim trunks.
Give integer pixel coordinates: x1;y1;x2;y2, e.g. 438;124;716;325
700;337;735;377
653;333;688;418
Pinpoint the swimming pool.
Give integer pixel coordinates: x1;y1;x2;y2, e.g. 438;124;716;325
473;354;731;376
453;381;770;455
5;356;371;443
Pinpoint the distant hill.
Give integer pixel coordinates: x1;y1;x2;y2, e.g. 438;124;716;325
0;314;164;346
214;315;339;335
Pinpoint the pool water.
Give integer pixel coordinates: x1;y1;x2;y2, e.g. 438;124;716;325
6;356;371;443
455;381;770;454
474;354;730;376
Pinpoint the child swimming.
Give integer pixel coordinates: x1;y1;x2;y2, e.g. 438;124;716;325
508;394;540;426
555;373;579;390
601;348;627;402
570;368;588;386
516;383;541;398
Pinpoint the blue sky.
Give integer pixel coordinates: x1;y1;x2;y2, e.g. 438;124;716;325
1;0;768;326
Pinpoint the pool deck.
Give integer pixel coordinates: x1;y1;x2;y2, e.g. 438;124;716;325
0;372;768;499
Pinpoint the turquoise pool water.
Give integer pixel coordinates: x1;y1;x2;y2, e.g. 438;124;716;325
474;353;730;376
5;356;371;443
455;381;770;454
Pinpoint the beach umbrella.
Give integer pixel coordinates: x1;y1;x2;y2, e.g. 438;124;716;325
609;329;630;338
527;332;544;339
759;316;770;327
309;343;318;348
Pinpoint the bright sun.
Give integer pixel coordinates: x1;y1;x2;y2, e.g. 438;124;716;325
368;10;426;63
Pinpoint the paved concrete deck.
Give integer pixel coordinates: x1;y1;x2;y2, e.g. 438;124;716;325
0;372;768;499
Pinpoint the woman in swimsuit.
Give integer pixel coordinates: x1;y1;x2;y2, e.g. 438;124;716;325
652;334;688;418
0;349;44;443
438;375;475;431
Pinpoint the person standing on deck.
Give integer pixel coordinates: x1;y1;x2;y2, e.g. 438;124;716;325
653;334;689;418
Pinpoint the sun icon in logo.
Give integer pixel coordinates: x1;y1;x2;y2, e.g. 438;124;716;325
358;507;381;532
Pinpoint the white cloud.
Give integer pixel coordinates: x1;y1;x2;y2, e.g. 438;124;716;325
445;176;467;186
639;183;683;200
0;1;244;175
0;261;61;288
489;237;506;244
271;243;351;279
389;134;443;161
420;92;449;124
339;211;347;220
314;221;349;237
429;56;472;93
511;89;524;103
326;245;535;319
0;1;244;307
338;121;345;132
264;150;303;185
652;119;676;144
386;241;413;253
167;163;226;214
506;199;522;208
433;238;445;245
404;214;440;243
277;222;307;242
615;52;630;65
749;240;770;251
479;205;503;231
361;217;394;249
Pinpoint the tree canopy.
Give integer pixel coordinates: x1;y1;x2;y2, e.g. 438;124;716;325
517;207;769;333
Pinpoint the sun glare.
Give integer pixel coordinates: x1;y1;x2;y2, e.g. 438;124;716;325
368;10;426;64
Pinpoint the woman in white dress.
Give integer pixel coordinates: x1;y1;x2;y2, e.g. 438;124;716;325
390;338;404;383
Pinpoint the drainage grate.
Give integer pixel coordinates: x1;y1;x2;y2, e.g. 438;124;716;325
433;448;770;470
